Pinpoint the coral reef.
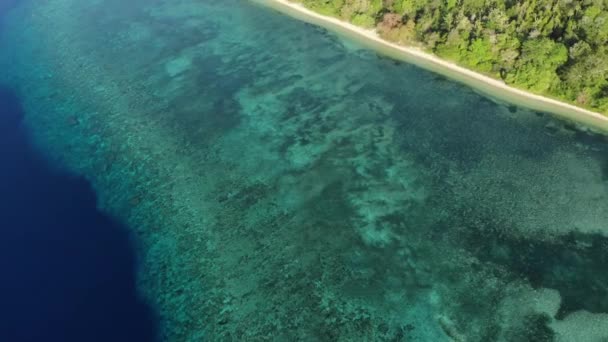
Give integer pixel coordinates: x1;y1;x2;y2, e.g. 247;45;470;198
1;0;608;340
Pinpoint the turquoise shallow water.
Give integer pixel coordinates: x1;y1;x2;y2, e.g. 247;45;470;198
2;0;608;340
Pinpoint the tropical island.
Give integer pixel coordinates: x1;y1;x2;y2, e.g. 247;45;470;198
260;0;608;132
3;0;608;341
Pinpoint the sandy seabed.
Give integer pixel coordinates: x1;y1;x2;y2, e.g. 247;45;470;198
259;0;608;134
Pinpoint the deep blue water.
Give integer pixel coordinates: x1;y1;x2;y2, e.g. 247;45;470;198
0;87;158;342
0;15;158;338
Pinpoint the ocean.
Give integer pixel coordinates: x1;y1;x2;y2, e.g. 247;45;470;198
0;4;158;340
1;0;608;341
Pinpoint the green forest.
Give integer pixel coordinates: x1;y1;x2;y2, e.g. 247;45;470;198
298;0;608;113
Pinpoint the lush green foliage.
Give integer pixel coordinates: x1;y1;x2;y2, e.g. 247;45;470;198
299;0;608;113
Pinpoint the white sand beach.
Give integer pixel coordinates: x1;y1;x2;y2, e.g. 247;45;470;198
256;0;608;134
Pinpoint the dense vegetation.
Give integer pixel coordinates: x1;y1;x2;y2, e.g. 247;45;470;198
298;0;608;113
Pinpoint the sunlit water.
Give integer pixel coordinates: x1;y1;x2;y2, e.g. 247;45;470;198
2;0;608;340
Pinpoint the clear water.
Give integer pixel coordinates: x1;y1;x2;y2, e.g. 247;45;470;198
0;84;159;341
2;0;608;340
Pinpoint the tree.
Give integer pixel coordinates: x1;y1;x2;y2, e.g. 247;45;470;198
299;0;608;113
506;38;568;93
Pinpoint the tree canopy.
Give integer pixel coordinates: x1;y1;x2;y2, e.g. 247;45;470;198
299;0;608;113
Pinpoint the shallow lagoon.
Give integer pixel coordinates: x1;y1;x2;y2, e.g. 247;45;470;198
2;0;608;340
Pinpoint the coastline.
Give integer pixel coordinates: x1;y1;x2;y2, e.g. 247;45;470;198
254;0;608;134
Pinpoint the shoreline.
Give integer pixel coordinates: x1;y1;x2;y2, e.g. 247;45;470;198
254;0;608;135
